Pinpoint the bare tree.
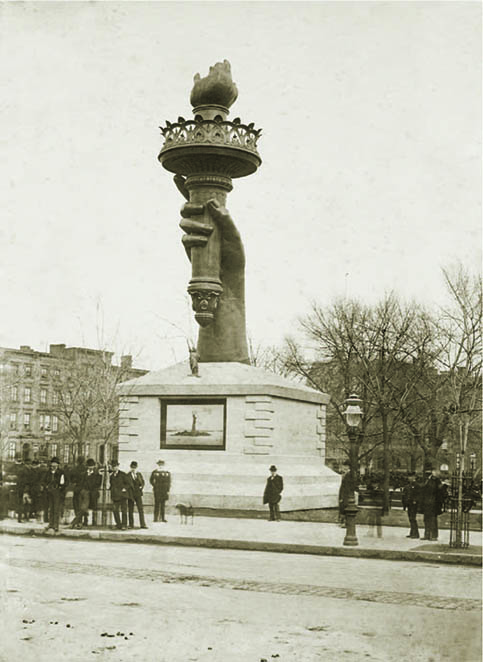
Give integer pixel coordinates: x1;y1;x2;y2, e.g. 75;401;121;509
280;294;432;513
438;264;482;465
54;350;139;463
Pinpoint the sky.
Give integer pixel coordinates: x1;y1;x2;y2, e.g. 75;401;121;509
1;1;481;370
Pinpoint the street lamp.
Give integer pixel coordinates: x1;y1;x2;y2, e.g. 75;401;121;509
342;394;363;547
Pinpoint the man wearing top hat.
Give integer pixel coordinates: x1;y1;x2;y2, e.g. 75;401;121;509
150;459;171;522
109;461;129;530
263;465;283;521
126;461;148;529
42;457;66;532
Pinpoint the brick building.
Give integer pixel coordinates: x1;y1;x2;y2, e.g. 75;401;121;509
0;343;147;470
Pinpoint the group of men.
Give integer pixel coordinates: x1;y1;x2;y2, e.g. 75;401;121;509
338;462;449;541
402;469;448;541
14;457;172;533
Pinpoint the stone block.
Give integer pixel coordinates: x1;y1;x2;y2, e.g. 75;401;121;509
245;395;272;403
254;401;275;412
244;410;272;420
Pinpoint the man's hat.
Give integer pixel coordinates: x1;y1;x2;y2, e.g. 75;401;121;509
408;471;416;477
157;459;165;465
269;465;277;472
86;458;96;467
32;459;40;466
111;460;120;467
50;457;60;465
130;461;138;468
342;459;351;467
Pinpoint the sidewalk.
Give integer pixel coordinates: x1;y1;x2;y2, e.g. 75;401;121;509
1;515;481;566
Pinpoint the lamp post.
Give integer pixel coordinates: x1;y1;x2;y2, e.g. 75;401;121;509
342;394;363;547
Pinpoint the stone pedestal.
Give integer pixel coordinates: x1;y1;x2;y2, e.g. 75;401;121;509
117;362;339;511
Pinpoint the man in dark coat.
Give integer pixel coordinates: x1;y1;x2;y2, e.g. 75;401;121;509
42;457;66;532
338;461;353;527
150;459;171;522
126;461;148;529
83;458;102;526
402;471;420;539
263;465;283;521
70;465;90;529
109;461;129;530
421;469;443;541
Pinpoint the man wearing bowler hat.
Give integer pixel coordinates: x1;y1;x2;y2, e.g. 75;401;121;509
126;461;148;529
263;465;283;521
150;459;171;522
402;471;420;539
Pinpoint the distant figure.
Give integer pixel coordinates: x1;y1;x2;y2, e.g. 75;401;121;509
70;465;90;530
189;346;200;376
421;469;443;541
338;460;352;528
16;460;32;523
42;457;66;532
70;456;86;527
30;460;43;520
263;465;283;521
150;459;171;523
84;459;102;526
109;461;129;530
402;471;420;539
126;461;148;529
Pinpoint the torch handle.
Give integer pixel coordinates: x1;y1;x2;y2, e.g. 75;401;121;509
188;186;225;284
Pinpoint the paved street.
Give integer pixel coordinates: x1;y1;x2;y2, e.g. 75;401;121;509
1;536;481;662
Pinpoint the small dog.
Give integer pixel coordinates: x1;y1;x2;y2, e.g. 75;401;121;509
175;503;194;525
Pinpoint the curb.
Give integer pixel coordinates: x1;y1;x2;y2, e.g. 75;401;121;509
1;525;480;567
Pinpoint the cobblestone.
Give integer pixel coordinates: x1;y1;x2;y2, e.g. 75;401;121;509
7;557;480;612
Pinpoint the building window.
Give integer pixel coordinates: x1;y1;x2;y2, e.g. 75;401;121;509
24;386;32;403
33;443;39;458
41;366;48;378
63;445;70;464
50;443;58;458
40;414;51;432
24;364;32;377
8;442;16;460
11;386;18;402
52;415;58;433
54;368;60;379
23;413;31;429
53;391;59;406
13;363;20;375
65;393;72;406
9;412;17;429
40;388;47;404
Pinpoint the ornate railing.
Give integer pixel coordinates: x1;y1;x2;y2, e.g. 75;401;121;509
159;118;262;156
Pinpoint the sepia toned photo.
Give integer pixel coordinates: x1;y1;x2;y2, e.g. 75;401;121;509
0;1;481;661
